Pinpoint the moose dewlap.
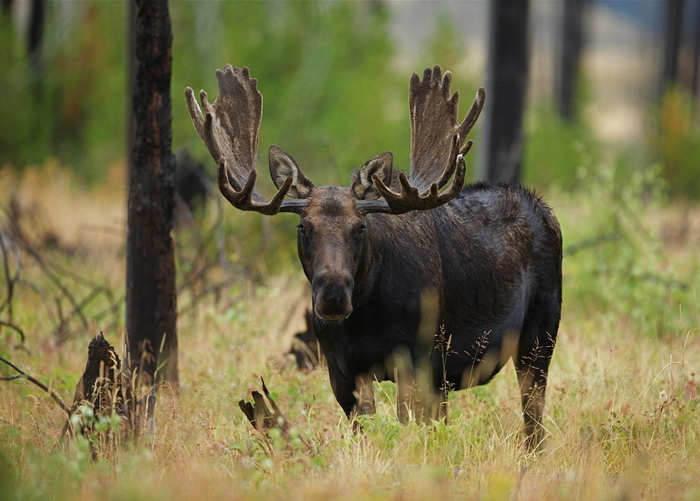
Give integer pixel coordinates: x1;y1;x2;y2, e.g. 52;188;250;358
186;65;562;450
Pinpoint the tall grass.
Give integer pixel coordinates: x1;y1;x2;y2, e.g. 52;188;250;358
0;160;699;500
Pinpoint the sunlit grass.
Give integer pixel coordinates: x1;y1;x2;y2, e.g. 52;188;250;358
1;163;699;500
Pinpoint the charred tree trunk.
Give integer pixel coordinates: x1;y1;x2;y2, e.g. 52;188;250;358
477;0;530;184
661;0;685;92
557;0;586;121
692;3;700;101
2;0;13;17
126;0;178;386
28;0;44;76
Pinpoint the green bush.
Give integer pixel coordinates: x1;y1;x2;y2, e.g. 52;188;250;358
1;2;408;185
652;87;700;199
560;160;698;339
523;102;601;190
0;3;126;180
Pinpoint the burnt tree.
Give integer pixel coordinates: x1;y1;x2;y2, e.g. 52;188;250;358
692;3;700;100
557;0;587;121
661;0;685;92
477;0;530;184
28;0;45;79
126;0;178;385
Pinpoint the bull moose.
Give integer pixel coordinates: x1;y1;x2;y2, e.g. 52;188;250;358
185;65;562;449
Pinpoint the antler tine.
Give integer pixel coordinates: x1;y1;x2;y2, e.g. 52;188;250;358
367;149;467;215
186;65;307;215
216;159;309;215
456;86;486;153
217;159;297;216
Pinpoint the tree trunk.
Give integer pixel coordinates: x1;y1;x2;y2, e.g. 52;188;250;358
126;0;177;386
689;2;700;101
557;0;586;121
477;0;530;184
28;0;44;70
661;0;685;92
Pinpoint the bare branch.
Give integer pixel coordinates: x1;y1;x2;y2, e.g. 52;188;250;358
0;356;71;416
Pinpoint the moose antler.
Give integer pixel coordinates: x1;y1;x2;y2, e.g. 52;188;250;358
185;65;308;215
357;133;470;215
355;67;485;215
409;66;485;190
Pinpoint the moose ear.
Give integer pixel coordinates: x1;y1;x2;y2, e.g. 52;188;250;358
269;145;314;199
352;152;394;200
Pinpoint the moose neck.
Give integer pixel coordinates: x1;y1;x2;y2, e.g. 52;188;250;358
348;214;385;310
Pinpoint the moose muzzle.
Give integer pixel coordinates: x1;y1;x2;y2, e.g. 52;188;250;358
312;271;354;321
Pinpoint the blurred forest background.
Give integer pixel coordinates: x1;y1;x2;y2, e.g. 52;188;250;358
1;0;699;196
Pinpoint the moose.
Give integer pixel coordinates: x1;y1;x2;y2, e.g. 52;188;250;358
185;65;562;450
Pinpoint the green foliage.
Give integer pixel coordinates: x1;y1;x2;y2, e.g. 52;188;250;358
2;5;700;499
1;2;403;185
172;1;403;186
560;159;698;339
0;4;126;180
523;102;601;190
417;10;474;86
525;85;700;200
0;13;52;169
1;182;700;498
652;87;700;199
0;447;17;501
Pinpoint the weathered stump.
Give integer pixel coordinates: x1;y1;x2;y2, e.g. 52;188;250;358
239;378;291;437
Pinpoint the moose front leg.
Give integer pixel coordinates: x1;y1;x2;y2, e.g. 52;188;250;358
327;363;376;420
396;375;446;424
353;373;376;416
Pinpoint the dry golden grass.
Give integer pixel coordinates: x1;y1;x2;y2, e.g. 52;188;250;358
0;164;699;500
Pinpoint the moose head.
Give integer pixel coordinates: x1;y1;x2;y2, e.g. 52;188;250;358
185;65;485;323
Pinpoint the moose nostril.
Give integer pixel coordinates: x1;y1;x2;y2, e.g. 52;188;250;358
312;272;354;321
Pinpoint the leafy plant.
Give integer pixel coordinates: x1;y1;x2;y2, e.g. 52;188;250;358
652;86;700;199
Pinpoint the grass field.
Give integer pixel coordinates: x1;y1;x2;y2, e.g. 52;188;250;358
1;161;699;500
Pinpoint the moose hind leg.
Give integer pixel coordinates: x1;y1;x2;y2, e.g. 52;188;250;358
515;311;558;450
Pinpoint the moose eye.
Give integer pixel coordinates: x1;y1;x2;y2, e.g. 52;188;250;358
357;224;366;235
297;224;306;236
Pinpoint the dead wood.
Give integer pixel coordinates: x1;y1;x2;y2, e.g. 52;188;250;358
286;309;324;372
68;333;155;444
0;197;122;344
238;378;291;437
0;321;25;345
2;333;155;455
175;193;241;317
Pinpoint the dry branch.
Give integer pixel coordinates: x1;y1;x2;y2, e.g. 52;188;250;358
0;356;71;416
0;197;122;344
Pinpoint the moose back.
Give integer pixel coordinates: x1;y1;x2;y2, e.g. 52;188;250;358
186;65;562;449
